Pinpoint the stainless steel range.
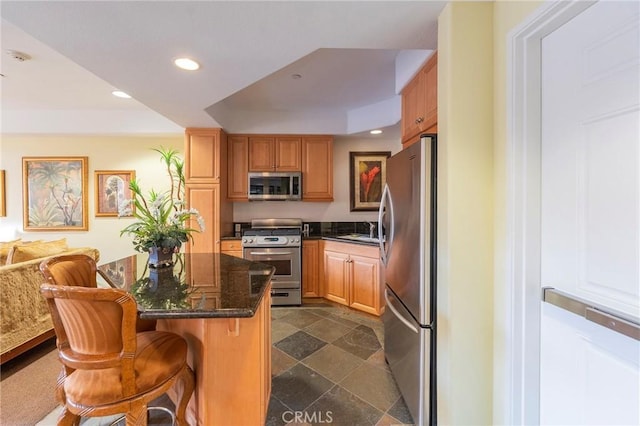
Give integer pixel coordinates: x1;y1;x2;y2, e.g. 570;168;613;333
242;218;302;306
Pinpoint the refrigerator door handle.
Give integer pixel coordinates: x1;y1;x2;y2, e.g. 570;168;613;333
384;288;419;334
378;184;394;266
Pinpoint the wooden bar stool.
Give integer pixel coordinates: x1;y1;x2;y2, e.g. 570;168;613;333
40;283;194;426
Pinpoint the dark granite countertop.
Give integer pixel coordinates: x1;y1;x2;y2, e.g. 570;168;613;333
319;235;380;246
98;253;274;319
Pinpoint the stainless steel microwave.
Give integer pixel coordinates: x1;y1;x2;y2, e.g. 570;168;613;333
248;172;302;200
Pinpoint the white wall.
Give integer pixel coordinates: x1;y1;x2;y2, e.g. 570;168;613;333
0;135;183;262
232;134;402;222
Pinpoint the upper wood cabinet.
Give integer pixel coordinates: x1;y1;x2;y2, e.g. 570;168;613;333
227;134;333;202
401;51;438;146
185;128;227;183
227;136;249;201
302;136;333;201
248;136;301;172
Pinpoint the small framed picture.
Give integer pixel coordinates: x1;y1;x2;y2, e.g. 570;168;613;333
94;170;135;217
23;157;88;231
349;151;391;212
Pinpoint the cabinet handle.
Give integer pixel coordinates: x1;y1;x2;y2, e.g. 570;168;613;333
416;117;424;124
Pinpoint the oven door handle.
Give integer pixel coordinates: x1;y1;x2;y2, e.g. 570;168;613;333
246;251;294;256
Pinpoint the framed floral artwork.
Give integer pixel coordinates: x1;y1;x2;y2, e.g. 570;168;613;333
349;151;391;212
22;157;88;231
95;170;135;217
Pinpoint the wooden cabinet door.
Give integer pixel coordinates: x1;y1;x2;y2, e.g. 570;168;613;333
349;254;381;315
275;137;301;171
401;52;438;146
248;136;275;171
302;136;333;201
227;136;248;200
421;52;438;132
323;249;349;306
302;240;320;297
186;184;220;253
260;288;272;419
185;128;224;183
220;240;243;258
401;74;423;143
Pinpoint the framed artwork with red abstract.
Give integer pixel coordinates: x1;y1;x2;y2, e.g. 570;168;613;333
349;151;391;212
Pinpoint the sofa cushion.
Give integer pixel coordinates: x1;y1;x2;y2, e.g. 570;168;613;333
0;240;46;265
6;239;69;265
0;239;21;265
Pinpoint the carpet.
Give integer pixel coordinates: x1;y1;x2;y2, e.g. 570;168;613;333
0;339;60;426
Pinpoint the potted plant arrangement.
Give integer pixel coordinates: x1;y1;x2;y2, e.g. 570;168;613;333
119;147;204;267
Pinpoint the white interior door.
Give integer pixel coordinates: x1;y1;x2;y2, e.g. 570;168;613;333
540;1;640;425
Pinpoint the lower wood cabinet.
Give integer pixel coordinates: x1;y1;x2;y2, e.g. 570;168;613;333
220;240;243;258
302;240;320;297
160;286;271;425
322;240;382;316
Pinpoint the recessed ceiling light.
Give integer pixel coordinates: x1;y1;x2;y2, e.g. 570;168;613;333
174;57;200;71
112;90;131;99
370;129;383;135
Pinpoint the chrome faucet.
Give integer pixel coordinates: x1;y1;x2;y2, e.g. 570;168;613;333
366;221;376;239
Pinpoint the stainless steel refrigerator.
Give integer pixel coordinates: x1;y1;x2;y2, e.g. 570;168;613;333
378;134;437;426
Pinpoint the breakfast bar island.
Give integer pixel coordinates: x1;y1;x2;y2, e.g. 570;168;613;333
98;253;274;426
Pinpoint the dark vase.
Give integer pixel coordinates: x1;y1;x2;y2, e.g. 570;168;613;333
148;246;175;268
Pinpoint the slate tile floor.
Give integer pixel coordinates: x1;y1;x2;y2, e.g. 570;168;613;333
267;301;414;426
39;301;414;426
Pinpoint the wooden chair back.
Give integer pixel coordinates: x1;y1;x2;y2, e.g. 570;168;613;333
40;254;98;288
40;284;139;394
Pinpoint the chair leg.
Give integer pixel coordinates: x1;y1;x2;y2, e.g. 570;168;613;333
57;406;80;426
174;365;195;426
55;367;66;404
125;401;148;426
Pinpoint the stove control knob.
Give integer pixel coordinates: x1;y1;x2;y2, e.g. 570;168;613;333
293;238;299;243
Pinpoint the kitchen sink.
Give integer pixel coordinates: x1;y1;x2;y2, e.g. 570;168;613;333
336;234;380;243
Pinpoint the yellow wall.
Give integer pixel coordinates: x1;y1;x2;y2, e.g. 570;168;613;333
438;1;543;424
437;2;495;424
0;135;183;262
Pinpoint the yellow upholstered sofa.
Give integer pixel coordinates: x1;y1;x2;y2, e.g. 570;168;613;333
0;239;100;363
